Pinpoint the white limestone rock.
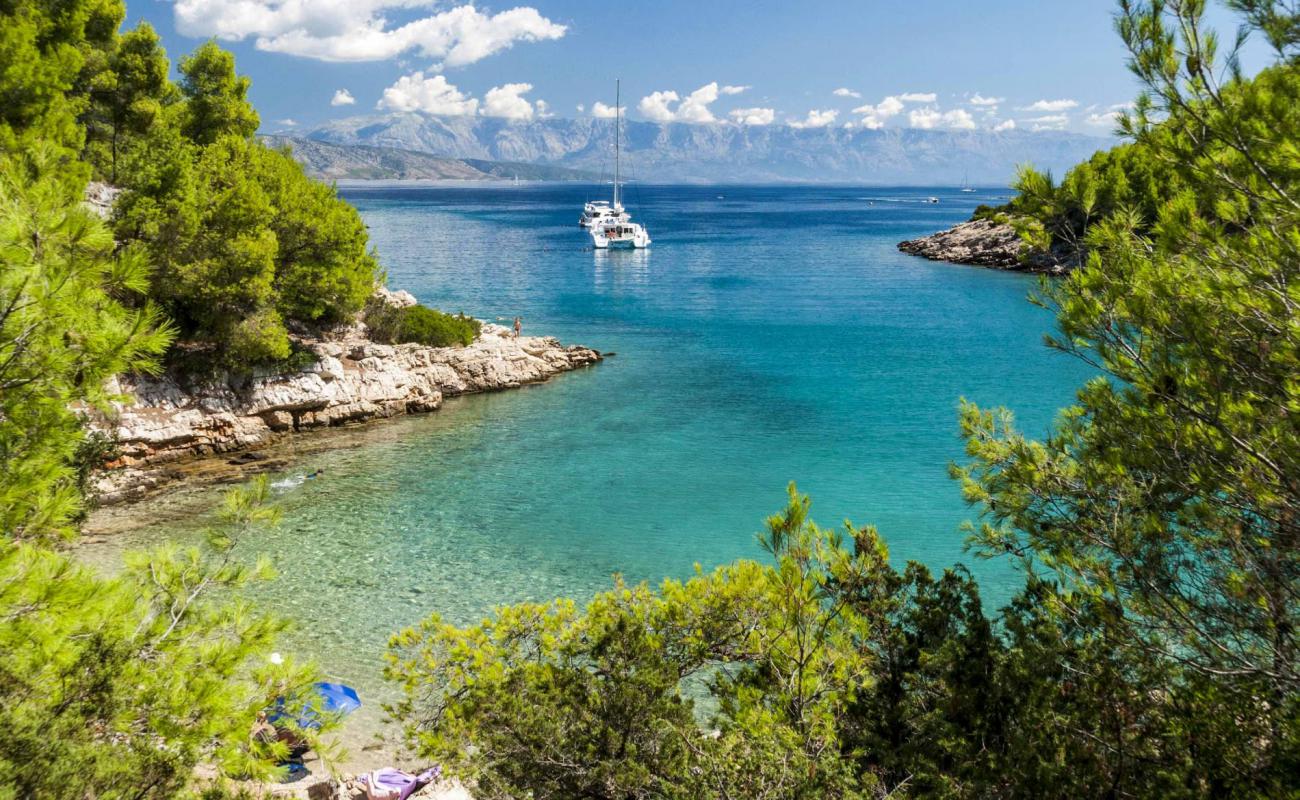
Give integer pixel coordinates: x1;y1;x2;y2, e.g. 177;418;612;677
85;323;601;503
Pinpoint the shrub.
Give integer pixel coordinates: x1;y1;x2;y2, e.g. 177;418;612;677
398;305;481;347
367;300;480;348
224;306;292;366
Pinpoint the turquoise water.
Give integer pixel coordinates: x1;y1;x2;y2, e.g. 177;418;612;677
82;184;1089;738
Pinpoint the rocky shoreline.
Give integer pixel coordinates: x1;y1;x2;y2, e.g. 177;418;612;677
897;218;1074;274
85;318;600;506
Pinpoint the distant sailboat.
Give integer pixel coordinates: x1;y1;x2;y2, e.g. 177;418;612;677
960;172;976;192
590;80;651;250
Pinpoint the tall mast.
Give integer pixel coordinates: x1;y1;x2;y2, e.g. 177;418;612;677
614;79;621;209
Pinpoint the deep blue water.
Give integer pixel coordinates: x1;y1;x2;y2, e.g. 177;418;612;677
82;184;1090;732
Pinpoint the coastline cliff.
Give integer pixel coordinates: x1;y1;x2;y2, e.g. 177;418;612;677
897;218;1074;274
85;310;600;506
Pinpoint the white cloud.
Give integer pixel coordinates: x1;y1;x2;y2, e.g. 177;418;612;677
575;103;585;113
720;84;749;95
898;92;937;103
852;95;905;129
171;1;566;66
638;90;679;122
591;101;618;118
638;82;720;123
1024;113;1069;130
993;118;1016;131
968;92;1003;107
729;107;775;125
378;72;478;115
276;118;297;126
1085;111;1120;127
482;82;536;120
788;108;838;129
331;88;355;106
1021;98;1078;112
833;87;861;98
909;107;976;130
535;99;552;118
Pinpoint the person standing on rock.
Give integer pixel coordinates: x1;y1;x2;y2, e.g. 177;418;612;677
514;317;522;339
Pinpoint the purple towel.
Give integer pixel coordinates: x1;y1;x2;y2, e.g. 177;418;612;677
363;766;441;800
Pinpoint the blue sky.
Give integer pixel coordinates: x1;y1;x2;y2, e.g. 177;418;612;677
125;1;1269;134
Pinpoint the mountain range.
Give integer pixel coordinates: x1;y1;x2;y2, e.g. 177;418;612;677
260;135;596;182
298;112;1113;185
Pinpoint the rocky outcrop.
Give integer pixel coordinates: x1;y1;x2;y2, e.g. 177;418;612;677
897;218;1075;274
86;323;600;505
83;181;121;219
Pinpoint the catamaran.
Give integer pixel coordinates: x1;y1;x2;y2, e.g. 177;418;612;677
590;80;651;249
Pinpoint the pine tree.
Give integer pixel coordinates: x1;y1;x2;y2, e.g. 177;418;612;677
84;21;177;182
178;40;259;146
0;145;171;541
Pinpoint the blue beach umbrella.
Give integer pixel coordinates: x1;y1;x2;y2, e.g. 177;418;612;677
268;682;361;730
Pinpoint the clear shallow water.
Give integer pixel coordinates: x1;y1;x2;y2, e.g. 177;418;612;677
81;184;1090;744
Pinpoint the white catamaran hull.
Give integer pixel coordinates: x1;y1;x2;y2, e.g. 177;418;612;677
591;226;651;249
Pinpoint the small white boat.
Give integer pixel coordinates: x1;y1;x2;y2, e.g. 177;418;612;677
589;80;650;250
960;172;976;193
926;196;940;204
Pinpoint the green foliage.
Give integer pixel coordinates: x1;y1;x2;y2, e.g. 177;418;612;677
116;132;380;366
4;3;387;369
254;143;377;325
83;21;177;182
0;477;337;799
387;7;1300;795
389;485;1033;799
366;300;481;348
0;0;123;178
952;1;1300;794
387;484;882;800
0;145;172;541
110;62;378;365
178;40;259;146
1007;139;1186;259
0;9;371;800
152;135;279;349
70;425;119;516
841;563;1007;795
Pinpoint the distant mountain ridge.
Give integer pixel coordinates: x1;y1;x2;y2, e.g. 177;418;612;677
303;112;1114;185
260;135;596;182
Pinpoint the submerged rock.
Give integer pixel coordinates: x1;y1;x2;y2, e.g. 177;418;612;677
897;218;1074;274
85;324;601;505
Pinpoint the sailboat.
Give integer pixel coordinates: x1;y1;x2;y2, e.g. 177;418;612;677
590;80;651;249
960;172;976;193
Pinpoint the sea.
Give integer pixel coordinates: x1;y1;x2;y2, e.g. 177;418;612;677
80;183;1092;752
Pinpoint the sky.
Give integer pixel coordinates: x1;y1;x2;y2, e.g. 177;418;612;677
124;0;1272;135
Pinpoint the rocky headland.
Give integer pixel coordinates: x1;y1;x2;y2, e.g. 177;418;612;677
897;218;1075;274
84;295;600;506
